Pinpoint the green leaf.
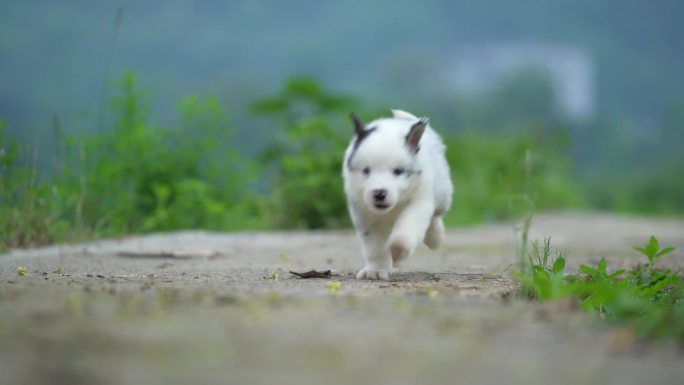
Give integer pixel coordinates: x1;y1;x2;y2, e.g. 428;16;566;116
552;257;566;274
598;257;607;274
580;265;597;276
633;246;648;256
646;236;659;258
609;269;625;279
655;246;675;258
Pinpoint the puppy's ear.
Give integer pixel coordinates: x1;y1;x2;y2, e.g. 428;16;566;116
350;113;365;137
391;109;418;120
406;118;429;153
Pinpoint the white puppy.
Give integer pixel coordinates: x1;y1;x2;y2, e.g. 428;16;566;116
343;109;453;280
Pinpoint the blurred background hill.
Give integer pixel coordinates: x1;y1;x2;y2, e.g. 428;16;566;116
1;1;683;247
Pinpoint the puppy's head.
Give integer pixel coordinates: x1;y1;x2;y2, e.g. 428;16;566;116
346;112;427;214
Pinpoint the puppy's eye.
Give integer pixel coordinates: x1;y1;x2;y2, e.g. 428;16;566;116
393;168;405;176
362;167;370;176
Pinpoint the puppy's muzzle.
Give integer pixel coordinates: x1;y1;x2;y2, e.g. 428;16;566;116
372;189;390;210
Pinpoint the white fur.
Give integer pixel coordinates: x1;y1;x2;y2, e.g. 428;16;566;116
343;109;453;280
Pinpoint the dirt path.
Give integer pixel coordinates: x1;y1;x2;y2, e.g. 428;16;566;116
1;213;683;385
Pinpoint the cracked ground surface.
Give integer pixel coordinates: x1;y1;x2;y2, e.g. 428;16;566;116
1;213;683;385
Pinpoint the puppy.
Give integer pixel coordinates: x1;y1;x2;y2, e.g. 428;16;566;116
343;109;453;280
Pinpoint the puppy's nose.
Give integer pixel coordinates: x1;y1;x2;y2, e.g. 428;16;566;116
373;189;387;201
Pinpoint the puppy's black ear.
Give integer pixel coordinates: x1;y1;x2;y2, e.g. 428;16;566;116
350;113;365;137
406;118;429;153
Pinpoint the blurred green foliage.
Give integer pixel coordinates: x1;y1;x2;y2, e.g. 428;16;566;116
445;130;584;225
250;77;354;229
63;72;256;233
1;119;70;248
1;72;260;248
0;71;681;249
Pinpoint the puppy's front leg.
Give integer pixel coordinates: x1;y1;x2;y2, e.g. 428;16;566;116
388;202;434;263
356;232;392;280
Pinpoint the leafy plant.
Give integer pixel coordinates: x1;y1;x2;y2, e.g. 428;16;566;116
578;258;625;283
517;238;569;300
518;236;683;343
633;235;675;269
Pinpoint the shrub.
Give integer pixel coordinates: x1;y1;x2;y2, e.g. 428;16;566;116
251;77;356;229
64;71;253;233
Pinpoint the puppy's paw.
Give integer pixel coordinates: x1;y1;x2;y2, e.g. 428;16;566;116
424;217;445;250
389;238;413;264
356;266;390;280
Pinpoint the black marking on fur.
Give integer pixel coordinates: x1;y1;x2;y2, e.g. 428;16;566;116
404;168;422;177
347;113;377;169
405;118;428;154
351;113;365;137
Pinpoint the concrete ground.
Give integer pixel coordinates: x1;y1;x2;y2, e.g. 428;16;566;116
1;213;683;385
